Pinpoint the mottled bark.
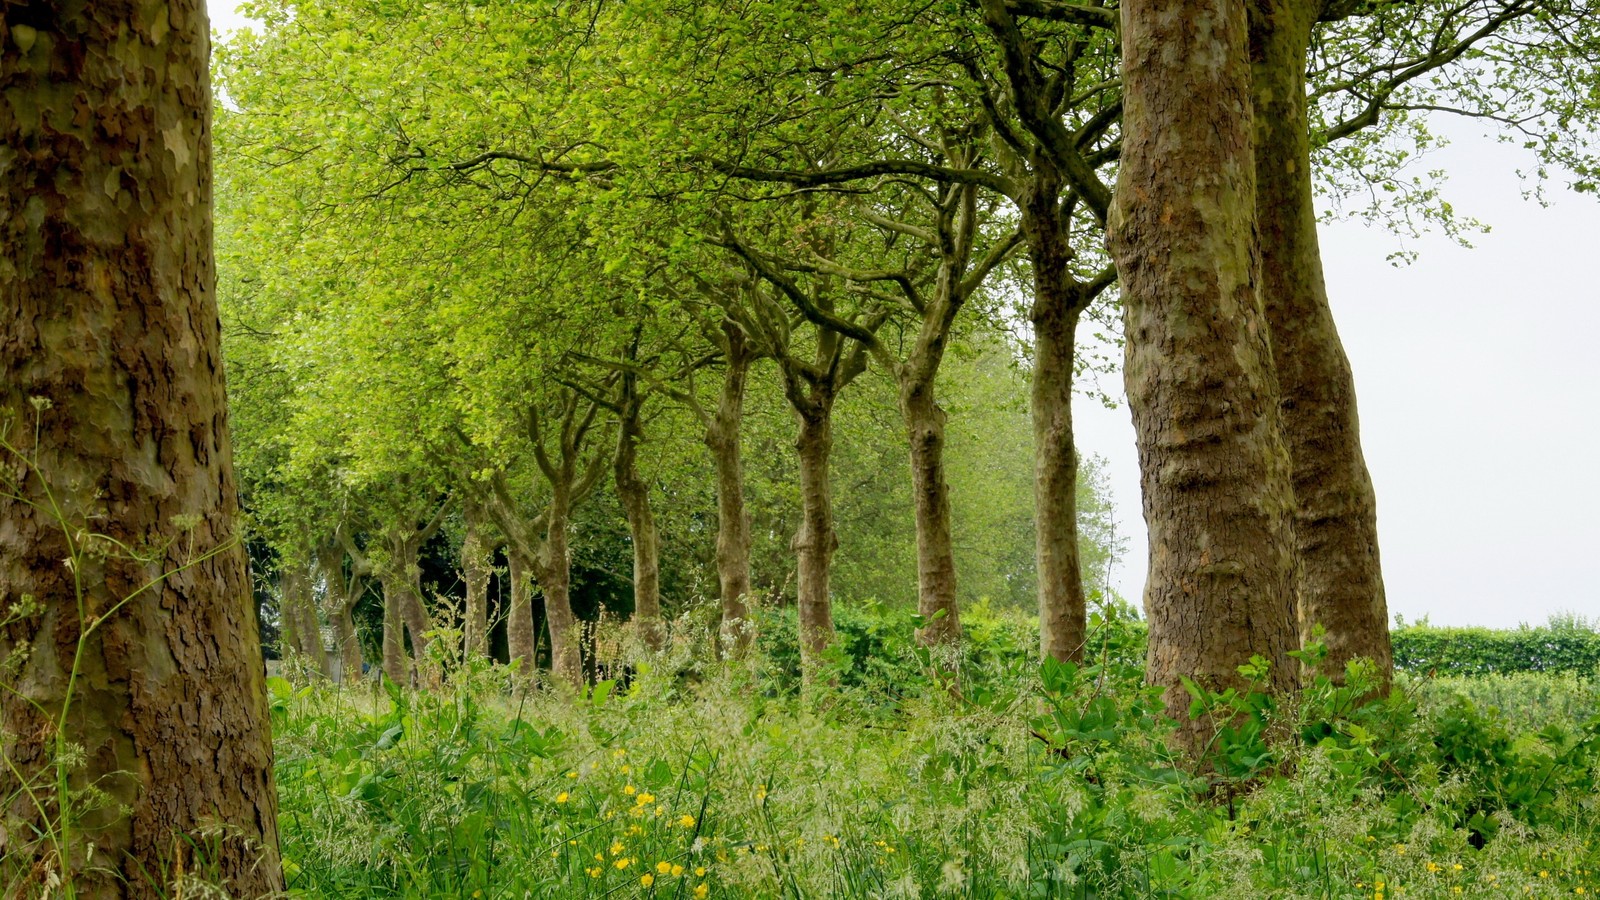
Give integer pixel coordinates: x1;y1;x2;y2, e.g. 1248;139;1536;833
1249;0;1392;683
506;547;536;674
901;378;961;647
383;527;433;672
614;370;664;651
792;406;838;674
1026;198;1091;661
380;575;408;685
280;563;330;677
461;497;492;661
319;540;368;679
1108;0;1300;755
538;488;584;688
0;1;282;892
707;322;754;653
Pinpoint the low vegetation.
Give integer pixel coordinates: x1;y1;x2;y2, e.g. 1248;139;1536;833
270;608;1600;899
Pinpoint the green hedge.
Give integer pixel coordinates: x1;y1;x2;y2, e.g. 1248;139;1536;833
1390;625;1600;676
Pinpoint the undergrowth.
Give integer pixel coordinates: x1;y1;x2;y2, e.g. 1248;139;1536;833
270;612;1600;899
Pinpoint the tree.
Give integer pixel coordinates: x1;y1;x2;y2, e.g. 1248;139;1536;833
0;1;283;893
1107;0;1302;754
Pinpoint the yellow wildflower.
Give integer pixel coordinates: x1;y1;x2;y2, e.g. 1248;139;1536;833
615;857;631;870
679;814;696;828
637;792;656;805
586;866;602;878
610;842;624;856
694;885;708;900
657;861;672;875
624;785;637;796
695;866;707;876
671;864;684;877
555;792;569;804
640;874;654;888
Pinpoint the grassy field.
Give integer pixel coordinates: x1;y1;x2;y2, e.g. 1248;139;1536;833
269;613;1600;899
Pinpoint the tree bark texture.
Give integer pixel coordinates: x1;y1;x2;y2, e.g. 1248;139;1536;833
0;1;283;892
900;377;961;647
707;322;754;653
614;372;664;651
380;574;408;685
318;541;367;680
537;488;584;689
506;547;536;675
792;405;838;675
382;527;433;679
279;563;329;677
1023;184;1091;664
1108;0;1300;754
1249;0;1392;683
461;497;492;661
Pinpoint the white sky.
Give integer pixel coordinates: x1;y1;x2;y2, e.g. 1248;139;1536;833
208;3;1599;629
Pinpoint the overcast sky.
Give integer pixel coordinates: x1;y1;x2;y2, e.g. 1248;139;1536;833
208;4;1598;629
1075;123;1600;629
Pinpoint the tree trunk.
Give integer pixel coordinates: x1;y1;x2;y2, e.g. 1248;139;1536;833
1026;207;1091;661
318;543;366;680
540;489;585;688
0;2;283;891
386;533;433;673
381;575;409;685
507;547;537;674
1250;0;1392;684
461;497;492;661
1108;0;1300;755
708;323;755;653
793;405;839;674
615;373;665;651
281;563;330;677
900;379;961;647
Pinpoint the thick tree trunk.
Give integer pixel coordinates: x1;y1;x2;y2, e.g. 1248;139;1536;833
1027;222;1090;662
615;374;665;651
793;406;839;674
1108;0;1300;755
707;324;754;653
0;2;283;892
381;575;409;685
461;497;492;661
1250;0;1392;683
900;380;961;647
540;490;585;688
507;547;537;674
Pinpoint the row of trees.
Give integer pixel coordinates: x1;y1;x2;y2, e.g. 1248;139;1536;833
3;0;1597;893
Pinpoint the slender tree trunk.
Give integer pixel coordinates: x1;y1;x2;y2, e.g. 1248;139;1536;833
0;2;283;890
318;543;366;680
615;373;664;651
1250;0;1392;683
461;497;492;661
708;324;755;653
900;378;961;647
1026;209;1091;661
1108;0;1300;755
381;575;408;685
793;405;839;674
281;564;330;677
331;600;362;680
541;490;585;688
507;547;537;674
386;533;433;673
